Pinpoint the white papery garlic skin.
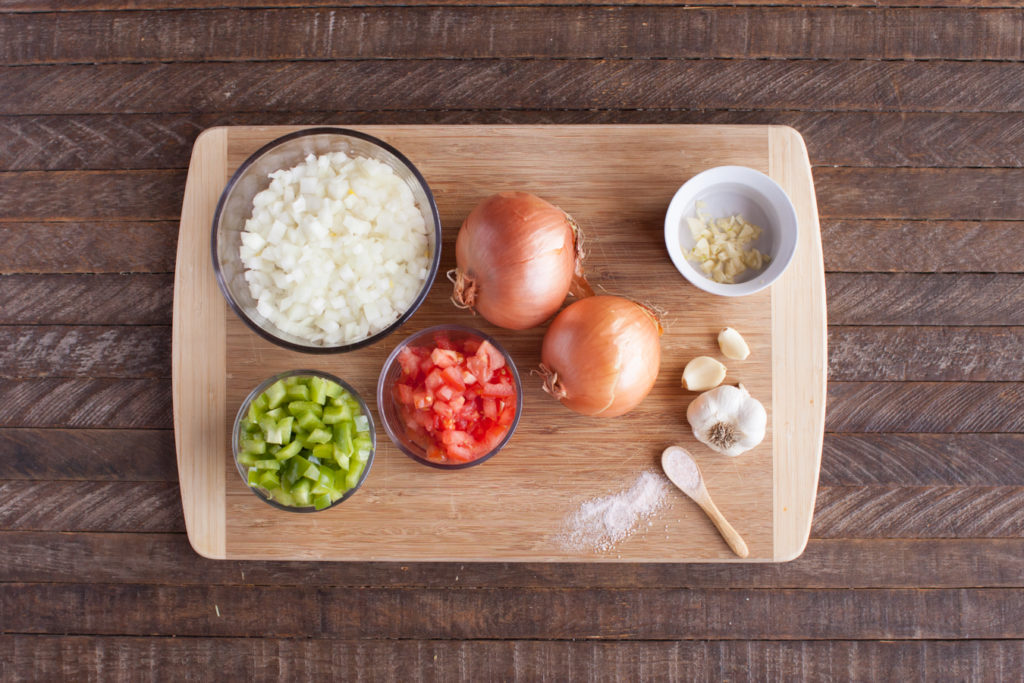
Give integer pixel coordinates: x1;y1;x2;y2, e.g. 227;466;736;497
686;384;767;457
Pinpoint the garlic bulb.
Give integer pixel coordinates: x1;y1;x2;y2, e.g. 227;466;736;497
686;384;766;457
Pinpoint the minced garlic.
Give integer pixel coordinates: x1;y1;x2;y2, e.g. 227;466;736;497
685;203;770;284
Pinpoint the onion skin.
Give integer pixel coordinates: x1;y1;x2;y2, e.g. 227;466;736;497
540;295;662;417
454;191;582;330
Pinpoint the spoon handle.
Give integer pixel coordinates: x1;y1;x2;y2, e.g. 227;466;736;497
695;492;749;558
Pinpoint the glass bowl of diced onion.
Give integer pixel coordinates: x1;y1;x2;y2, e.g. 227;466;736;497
212;127;443;352
232;369;376;512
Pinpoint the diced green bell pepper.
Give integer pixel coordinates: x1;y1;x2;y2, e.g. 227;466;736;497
264;380;287;410
275;439;302;461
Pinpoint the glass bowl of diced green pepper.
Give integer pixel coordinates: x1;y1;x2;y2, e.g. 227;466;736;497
232;369;376;512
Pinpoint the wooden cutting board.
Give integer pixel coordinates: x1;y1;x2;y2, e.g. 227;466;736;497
173;125;826;562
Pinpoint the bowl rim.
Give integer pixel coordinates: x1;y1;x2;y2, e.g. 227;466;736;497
211;126;444;353
663;165;799;297
376;324;523;470
232;368;376;512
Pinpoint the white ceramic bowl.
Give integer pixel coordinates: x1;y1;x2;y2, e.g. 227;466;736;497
664;166;798;297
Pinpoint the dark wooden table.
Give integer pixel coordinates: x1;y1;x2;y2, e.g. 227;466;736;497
2;2;1022;680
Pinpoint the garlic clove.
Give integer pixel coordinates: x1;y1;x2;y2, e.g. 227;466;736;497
682;356;727;392
717;327;751;360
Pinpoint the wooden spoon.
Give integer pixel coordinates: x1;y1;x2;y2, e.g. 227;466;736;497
661;445;749;558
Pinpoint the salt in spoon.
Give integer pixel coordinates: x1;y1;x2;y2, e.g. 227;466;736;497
661;445;749;558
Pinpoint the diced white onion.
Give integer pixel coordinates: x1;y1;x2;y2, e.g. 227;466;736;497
240;152;430;345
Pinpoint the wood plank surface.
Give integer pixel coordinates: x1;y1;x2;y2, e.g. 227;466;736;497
827;327;1024;381
4;61;1023;116
0;275;172;324
5;112;1024;171
8;480;1022;539
0;429;177;481
3;534;1023;588
5;0;1024;10
3;583;1023;640
6;168;1023;223
0;222;177;273
4;7;1023;63
3;1;1023;678
1;636;1022;682
0;326;169;378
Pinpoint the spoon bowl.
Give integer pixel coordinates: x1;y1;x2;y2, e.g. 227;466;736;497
661;446;749;558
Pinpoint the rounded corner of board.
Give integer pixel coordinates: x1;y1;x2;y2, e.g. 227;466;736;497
186;532;227;561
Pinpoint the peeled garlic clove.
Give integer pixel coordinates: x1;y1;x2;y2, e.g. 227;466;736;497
717;327;751;360
682;356;727;392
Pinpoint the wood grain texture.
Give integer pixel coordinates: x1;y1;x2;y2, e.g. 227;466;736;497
770;125;826;562
828;327;1024;381
2;584;1023;639
0;222;177;273
1;637;1022;681
8;481;1018;538
0;379;171;428
4;324;1016;382
0;429;176;481
0;171;185;221
5;112;1024;171
3;61;1024;116
814;487;1024;538
8;168;1023;223
1;379;1008;433
0;326;169;378
826;382;1024;433
0;482;183;532
817;168;1024;220
5;0;1024;11
828;274;1024;325
176;124;820;562
3;534;1023;589
823;220;1024;273
0;275;172;324
4;430;1021;488
172;126;227;560
4;7;1024;64
821;434;1024;486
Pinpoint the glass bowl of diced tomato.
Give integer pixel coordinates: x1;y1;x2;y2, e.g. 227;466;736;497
377;325;522;469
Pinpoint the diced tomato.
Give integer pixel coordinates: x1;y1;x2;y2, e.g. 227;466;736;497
482;380;515;398
430;348;461;368
395;383;414;405
497;400;516;427
424;368;445;392
392;335;518;465
397;347;422;376
466;355;491;384
482;397;498;420
463;338;481;354
477;340;506;371
441;365;466;391
434;334;456;351
479;424;507;453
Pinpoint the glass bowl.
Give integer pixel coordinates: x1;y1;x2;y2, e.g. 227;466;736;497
377;325;523;470
664;165;799;297
232;369;376;512
212;127;443;353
